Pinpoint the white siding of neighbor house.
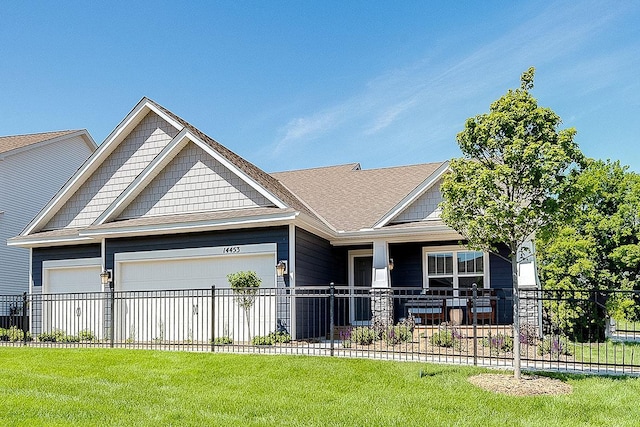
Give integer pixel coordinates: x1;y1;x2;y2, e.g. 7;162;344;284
43;113;178;230
393;179;443;223
0;135;94;295
118;142;273;219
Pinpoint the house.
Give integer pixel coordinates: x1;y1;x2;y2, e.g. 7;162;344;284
0;130;97;296
8;98;514;340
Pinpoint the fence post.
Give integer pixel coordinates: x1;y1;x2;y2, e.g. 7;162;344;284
110;285;115;348
22;292;28;346
211;286;215;352
329;283;335;357
472;283;478;366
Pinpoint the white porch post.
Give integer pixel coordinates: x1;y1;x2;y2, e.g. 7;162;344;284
371;240;390;288
371;239;393;327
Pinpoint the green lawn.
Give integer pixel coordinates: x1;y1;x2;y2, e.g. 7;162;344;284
1;348;639;426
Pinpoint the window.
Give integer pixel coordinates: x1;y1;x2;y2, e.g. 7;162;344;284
423;247;488;292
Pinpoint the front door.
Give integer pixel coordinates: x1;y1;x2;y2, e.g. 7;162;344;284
350;253;373;325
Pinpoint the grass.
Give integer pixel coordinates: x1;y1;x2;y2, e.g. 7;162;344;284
570;340;640;366
1;348;640;426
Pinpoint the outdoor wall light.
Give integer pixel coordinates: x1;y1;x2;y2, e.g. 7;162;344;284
100;269;113;286
388;258;394;271
276;260;288;277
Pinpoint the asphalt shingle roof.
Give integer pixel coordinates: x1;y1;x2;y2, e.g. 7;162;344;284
0;130;78;155
272;161;446;232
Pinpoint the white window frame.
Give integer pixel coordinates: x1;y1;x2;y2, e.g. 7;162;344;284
422;246;490;299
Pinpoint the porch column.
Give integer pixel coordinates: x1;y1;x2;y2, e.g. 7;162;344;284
371;240;393;328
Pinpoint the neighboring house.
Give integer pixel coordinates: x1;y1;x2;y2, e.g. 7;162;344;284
8;98;515;340
0;130;97;295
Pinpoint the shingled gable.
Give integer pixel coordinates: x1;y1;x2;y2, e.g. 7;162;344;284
17;98;321;242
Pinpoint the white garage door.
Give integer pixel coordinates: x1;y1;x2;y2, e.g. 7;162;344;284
41;258;104;339
113;243;278;343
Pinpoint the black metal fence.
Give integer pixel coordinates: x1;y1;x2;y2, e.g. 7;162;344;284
2;286;639;375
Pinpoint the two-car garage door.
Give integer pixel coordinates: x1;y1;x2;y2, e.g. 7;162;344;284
42;243;279;343
114;243;278;343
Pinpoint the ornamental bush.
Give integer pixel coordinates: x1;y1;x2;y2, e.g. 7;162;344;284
350;327;378;345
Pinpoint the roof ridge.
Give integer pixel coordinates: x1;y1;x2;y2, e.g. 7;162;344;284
271;162;361;174
0;129;78;139
143;98;324;224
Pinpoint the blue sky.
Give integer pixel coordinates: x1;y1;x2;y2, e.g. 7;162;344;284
1;1;638;172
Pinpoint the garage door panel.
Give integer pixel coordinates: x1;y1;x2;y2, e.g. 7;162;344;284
118;254;275;291
114;245;279;343
41;261;104;340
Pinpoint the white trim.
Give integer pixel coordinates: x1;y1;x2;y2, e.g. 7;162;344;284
373;161;449;228
94;128;191;224
421;246;490;306
80;211;298;239
0;130;97;159
188;132;287;209
8;235;97;248
43;257;102;269
288;224;297;338
29;248;33;294
22;99;183;236
332;225;461;246
113;243;277;292
114;243;276;263
348;249;373;326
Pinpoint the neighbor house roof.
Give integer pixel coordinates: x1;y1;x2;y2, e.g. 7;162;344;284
0;130;79;155
272;161;447;232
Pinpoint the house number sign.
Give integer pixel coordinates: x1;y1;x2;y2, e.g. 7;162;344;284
222;246;241;254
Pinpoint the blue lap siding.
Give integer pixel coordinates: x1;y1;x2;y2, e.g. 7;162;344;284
32;244;101;287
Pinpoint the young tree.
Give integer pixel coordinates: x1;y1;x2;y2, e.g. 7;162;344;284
440;67;584;378
537;160;640;340
228;271;262;342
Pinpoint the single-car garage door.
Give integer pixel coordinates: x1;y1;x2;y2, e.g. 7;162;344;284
113;243;278;343
41;258;104;339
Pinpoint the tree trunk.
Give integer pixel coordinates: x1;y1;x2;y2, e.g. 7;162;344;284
511;251;521;379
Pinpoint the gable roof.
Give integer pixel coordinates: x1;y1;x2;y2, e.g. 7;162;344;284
18;98;324;240
271;161;447;232
0;130;94;155
148;100;319;222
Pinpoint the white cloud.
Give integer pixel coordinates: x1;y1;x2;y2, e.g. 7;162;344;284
270;1;638;169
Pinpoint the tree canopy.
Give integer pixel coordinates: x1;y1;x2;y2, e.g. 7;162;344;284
441;67;584;257
537;159;640;338
440;67;584;377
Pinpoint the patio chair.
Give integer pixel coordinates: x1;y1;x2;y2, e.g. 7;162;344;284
466;293;496;324
406;290;447;324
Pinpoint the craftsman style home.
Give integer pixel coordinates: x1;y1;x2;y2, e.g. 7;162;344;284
9;98;517;340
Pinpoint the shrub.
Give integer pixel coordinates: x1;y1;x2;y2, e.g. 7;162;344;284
429;327;463;348
213;336;233;345
38;329;77;343
251;335;273;346
78;330;95;342
481;332;513;353
383;325;413;345
5;326;32;342
538;335;572;357
519;322;539;345
268;331;291;344
350;327;378;345
340;328;352;348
